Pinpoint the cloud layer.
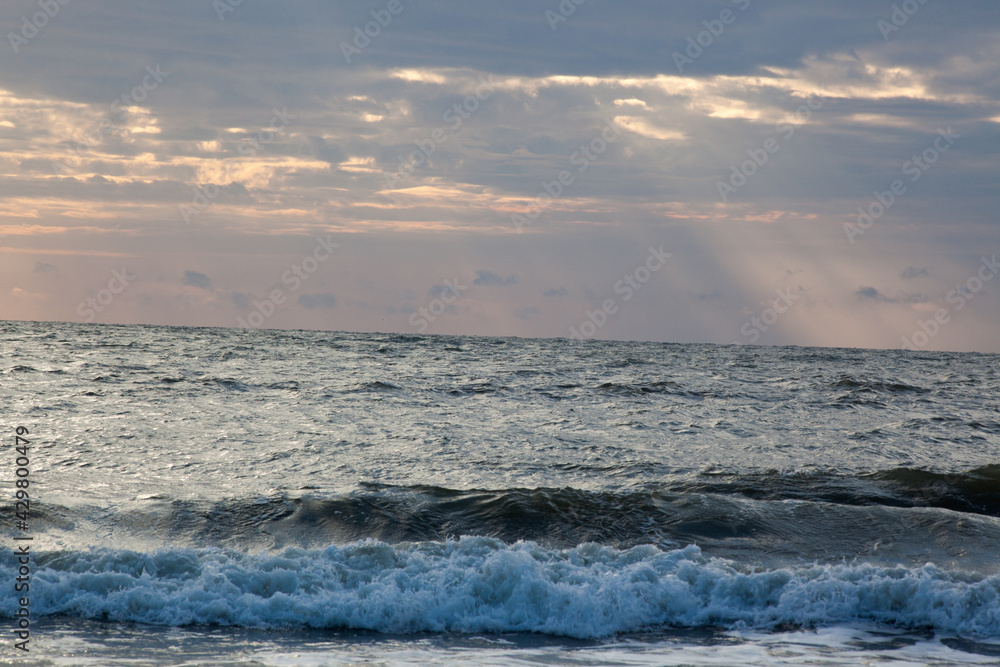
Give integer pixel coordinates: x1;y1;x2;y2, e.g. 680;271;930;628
1;0;998;351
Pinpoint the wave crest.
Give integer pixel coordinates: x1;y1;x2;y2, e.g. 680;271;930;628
4;540;999;638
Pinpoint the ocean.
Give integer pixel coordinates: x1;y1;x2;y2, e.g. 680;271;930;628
2;319;999;665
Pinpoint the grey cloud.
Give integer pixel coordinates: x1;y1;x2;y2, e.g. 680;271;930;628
182;271;212;290
856;287;929;303
697;289;723;301
311;137;345;165
856;286;882;300
901;267;929;279
298;293;337;309
474;270;516;287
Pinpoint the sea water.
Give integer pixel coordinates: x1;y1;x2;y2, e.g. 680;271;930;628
1;320;999;665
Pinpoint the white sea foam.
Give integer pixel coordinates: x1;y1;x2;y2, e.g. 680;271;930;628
4;538;1000;639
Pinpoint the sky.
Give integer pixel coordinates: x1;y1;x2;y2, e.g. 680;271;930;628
1;0;998;352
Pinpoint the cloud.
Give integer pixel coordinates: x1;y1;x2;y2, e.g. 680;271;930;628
298;293;337;309
900;266;929;279
856;286;883;300
696;289;723;301
473;270;517;287
427;284;460;297
855;286;928;304
310;136;345;165
33;262;56;273
9;287;47;300
182;271;212;290
1;1;998;352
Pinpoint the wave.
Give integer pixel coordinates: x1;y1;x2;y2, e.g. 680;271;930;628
830;376;930;393
27;469;1000;571
349;380;404;392
866;465;1000;514
596;381;698;397
680;465;1000;517
3;540;998;638
447;381;508;395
